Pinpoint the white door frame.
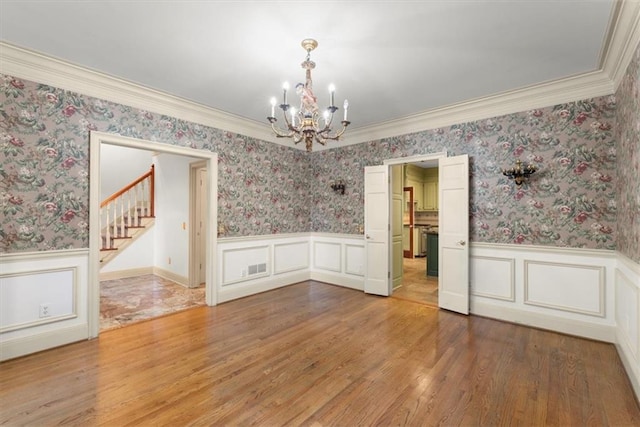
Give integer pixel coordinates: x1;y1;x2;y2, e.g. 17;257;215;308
189;160;207;288
88;131;218;338
383;151;448;296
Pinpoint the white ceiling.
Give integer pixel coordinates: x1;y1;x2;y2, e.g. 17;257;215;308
0;1;630;137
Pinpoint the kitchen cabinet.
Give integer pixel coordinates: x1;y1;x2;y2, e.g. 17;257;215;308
426;232;439;276
422;168;439;211
405;165;425;210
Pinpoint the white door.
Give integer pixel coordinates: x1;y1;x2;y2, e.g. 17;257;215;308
364;165;390;296
391;165;404;289
438;155;470;314
196;167;207;285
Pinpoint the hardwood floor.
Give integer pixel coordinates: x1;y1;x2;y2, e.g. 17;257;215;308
1;281;638;426
393;257;438;306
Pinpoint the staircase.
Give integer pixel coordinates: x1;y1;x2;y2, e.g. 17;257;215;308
100;165;156;266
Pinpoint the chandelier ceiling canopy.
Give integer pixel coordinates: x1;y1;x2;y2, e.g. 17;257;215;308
267;39;350;152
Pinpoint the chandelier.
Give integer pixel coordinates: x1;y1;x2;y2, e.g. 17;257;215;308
267;39;350;152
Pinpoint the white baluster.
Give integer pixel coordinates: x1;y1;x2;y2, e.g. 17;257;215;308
134;184;140;226
127;188;132;228
119;194;125;237
105;206;111;249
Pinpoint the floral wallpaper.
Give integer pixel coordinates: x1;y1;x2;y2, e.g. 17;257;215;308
0;63;632;254
311;97;618;250
1;74;311;252
614;42;640;264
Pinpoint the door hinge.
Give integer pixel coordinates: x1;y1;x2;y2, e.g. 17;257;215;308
388;271;391;279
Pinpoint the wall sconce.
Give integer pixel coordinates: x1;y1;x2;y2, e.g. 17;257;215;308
502;159;537;186
330;179;346;195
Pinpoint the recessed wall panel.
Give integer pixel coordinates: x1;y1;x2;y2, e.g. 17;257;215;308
313;241;342;272
470;256;515;301
0;268;76;332
524;260;604;317
345;244;364;276
274;241;309;274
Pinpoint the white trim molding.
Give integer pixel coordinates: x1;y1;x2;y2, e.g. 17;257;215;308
0;249;90;361
469;243;616;343
1;3;638;150
614;251;640;403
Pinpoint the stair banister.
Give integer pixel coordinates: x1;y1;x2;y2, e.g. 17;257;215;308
100;165;155;253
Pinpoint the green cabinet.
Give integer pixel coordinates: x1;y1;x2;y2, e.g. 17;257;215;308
426;233;439;276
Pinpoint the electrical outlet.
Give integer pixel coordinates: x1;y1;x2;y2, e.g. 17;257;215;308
39;303;51;318
241;268;247;277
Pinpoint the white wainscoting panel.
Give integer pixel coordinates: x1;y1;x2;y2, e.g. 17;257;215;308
524;260;605;317
0;249;89;361
311;234;365;290
313;241;342;273
0;268;76;333
216;234;310;303
470;255;515;301
470;243;616;343
274;241;309;275
615;253;640;402
345;244;365;276
222;245;270;286
616;268;639;358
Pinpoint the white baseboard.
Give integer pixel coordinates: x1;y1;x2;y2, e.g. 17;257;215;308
310;271;364;291
99;267;154;281
153;267;188;287
471;300;616;343
0;324;89;361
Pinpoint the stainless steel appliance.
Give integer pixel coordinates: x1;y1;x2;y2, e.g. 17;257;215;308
418;226;428;257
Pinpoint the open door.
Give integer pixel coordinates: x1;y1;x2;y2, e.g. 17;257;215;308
364;165;390;296
438;154;469;314
391;165;403;289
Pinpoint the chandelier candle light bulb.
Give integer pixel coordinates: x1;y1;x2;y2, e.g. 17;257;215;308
267;38;351;152
283;82;289;105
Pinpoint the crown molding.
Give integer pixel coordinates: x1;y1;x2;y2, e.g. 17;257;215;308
1;1;638;152
338;70;614;147
0;42;282;147
603;0;640;90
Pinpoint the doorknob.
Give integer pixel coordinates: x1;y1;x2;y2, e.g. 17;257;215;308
366;234;371;239
458;240;466;246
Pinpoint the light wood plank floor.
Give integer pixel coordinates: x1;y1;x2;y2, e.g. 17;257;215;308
1;281;638;426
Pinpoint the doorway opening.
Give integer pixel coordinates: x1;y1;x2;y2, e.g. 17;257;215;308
88;132;218;338
384;153;444;306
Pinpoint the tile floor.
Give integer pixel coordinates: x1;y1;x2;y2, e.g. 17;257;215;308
392;256;439;306
100;274;206;331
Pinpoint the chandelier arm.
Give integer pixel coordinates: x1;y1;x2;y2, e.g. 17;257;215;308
314;134;327;145
321;121;351;141
270;121;296;138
